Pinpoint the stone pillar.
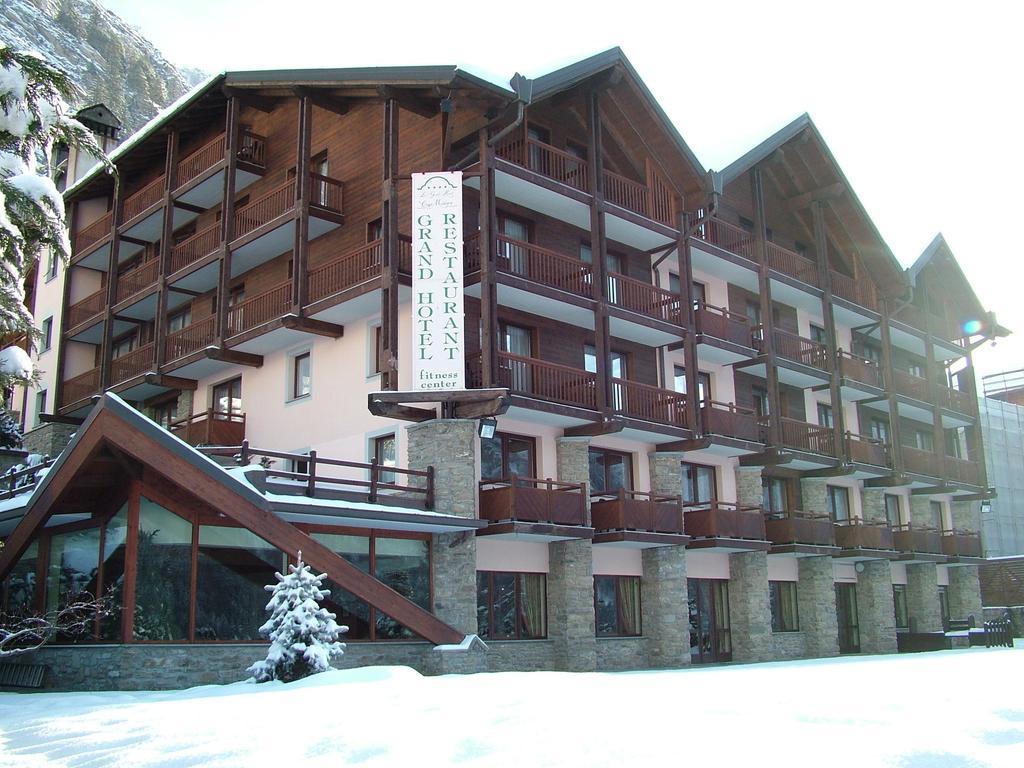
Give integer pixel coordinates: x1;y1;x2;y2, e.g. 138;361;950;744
406;419;478;636
951;500;980;534
855;559;897;654
797;555;839;658
906;561;942;633
641;544;689;668
735;467;763;507
910;495;933;528
556;436;590;484
861;488;889;524
800;479;828;514
947;565;983;625
728;550;773;662
648;452;683;497
548;539;596;671
176;388;195;421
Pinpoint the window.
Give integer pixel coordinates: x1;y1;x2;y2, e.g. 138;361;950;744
168;307;191;333
34;389;47;424
692;281;707;309
40;316;53;353
752;386;770;419
476;571;547;640
763;477;789;515
817;403;834;429
526;124;550;173
938;585;950;629
827;485;851;522
884;494;902;527
809;323;827;346
745;300;761;326
929;500;945;531
906;361;925;379
497;213;530;274
589;448;632;493
212;377;242;417
913;429;933;452
111;332;137;358
44;249;57;281
291;351;311;399
367;218;383;243
681;462;716;504
869;417;890;444
480;432;535;481
669;272;680;295
594;575;641;637
769;582;799;632
893;585;909;630
500;322;533;391
674;367;711;405
153;397;178;428
372;433;396;485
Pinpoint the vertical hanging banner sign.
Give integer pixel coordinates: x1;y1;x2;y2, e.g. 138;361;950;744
411;171;465;391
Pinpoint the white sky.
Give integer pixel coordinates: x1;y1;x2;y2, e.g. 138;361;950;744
100;0;1024;380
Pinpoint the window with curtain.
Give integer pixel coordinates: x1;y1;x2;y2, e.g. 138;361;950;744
762;477;789;515
480;432;536;481
594;575;641;637
893;585;909;630
884;494;903;527
768;581;799;632
681;462;716;505
827;485;850;522
588;448;633;493
476;571;547;639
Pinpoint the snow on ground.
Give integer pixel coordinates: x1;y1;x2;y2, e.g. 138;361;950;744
1;646;1023;768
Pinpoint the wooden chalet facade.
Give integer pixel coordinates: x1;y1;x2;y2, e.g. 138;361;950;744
0;50;1004;688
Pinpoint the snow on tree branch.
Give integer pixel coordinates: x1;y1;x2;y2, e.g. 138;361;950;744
0;591;116;659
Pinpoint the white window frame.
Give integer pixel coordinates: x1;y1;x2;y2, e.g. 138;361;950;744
285;346;312;403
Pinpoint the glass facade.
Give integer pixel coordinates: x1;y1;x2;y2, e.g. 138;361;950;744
476;571;547;640
133;497;192;641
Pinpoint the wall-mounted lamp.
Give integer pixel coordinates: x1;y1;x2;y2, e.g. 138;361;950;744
478;417;497;439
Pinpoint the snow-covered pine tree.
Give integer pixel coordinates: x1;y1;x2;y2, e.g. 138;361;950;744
248;552;347;683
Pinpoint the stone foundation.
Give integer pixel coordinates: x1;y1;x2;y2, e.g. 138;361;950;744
728;550;773;662
855;559;897;654
641;544;689;668
596;637;648;670
906;562;942;633
20;421;76;458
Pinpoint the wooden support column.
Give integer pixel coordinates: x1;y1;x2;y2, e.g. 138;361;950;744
292;93;312;312
53;200;77;411
919;272;948;481
811;201;846;460
751;167;780;445
963;343;988;486
588;89;611;413
99;178;125;389
679;219;700;432
215;97;240;345
379;97;400;390
879;298;903;473
153;130;179;369
478;130;499;388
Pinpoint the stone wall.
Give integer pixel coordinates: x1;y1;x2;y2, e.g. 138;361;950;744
548;538;596;671
648;453;683;497
909;496;933;527
951;500;981;534
431;531;478;635
406;419;477;518
556;436;591;509
20;421;76;458
906;562;942;633
799;479;828;514
735;467;763;507
861;488;889;524
855;559;897;654
797;555;839;657
641;544;689;668
770;631;806;660
596;637;648;671
728;550;773;662
947;565;983;625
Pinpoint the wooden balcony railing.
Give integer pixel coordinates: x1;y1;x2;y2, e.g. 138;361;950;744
463;230;482;273
833;519;894;550
611;378;688;428
169;409;245;447
901;445;941;477
495;235;594;297
764;509;835;547
829;270;858;304
170;222;222;273
123;175;165;222
110;342;154;384
756;327;830;370
165;316;216;361
695;301;751;346
944;456;982;486
838;349;883;388
700;401;760;442
845;432;889;466
941;530;982;558
891;368;930;401
114;260;159;303
227;282;291;336
603;162;678;227
607;272;682;324
73;212;112;254
892;523;944;555
939;386;975;414
694;217;755;261
61;366;100;406
590;489;685;534
307;240;383;303
776;417;835;456
309;172;344;213
683;501;766;540
234;179;296;239
479;476;588;526
494;352;598;410
765;241;818;286
176;134;225;189
66;289;105;328
495;136;589;193
237;129;267;166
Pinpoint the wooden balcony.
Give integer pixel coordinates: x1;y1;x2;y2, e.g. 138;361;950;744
495;135;589;193
944;456;982;486
307;240;383;303
612;378;688;428
110;342;155;385
901;445;941;477
694;217;755;260
757;327;830;371
845;432;888;467
833;519;894;551
939;386;975;414
764;509;835;547
942;530;982;558
892;368;930;401
695;301;752;346
309;172;344;214
607;272;682;324
170;222;221;274
61;366;100;407
892;523;944;555
700;401;760;442
478;476;588;527
169;409;245;447
66;289;105;329
234;179;295;239
776;417;835;456
496;235;594;297
603;163;678;228
765;241;818;286
590;489;686;535
684;502;766;540
494;352;598;410
165;316;216;362
73;212;112;256
114;260;159;304
227;282;291;337
838;350;883;388
123;175;165;223
175;129;267;191
830;270;879;312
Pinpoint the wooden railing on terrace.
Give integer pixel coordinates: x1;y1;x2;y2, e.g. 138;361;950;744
845;432;888;466
66;289;105;328
901;445;941;477
603;162;678;227
693;217;755;260
0;457;57;501
607;272;682;324
234;179;295;239
776;416;835;456
170;223;222;273
176;134;226;189
110;342;154;384
493;352;598;410
61;366;100;406
307;240;383;303
942;530;982;558
309;173;344;213
478;476;587;526
590;489;685;534
612;378;687;427
683;501;766;540
165;316;216;361
73;212;112;254
755;326;830;370
763;509;835;547
892;523;943;555
829;269;878;311
944;456;982;486
695;301;752;346
833;519;894;550
169;409;245;447
123;175;165;222
765;241;818;286
463;230;482;273
891;368;930;401
837;349;884;388
237;130;266;166
495;136;589;193
227;282;291;336
700;401;760;442
939;385;975;414
114;260;159;303
496;235;594;297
